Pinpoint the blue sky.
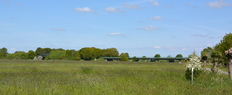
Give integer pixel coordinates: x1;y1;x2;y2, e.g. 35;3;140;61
1;0;232;57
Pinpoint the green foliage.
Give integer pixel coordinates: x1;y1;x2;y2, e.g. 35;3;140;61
6;51;28;60
119;53;129;57
101;48;119;57
185;68;202;80
79;47;101;60
119;53;129;61
27;50;36;59
47;50;66;60
35;47;52;55
176;54;183;58
154;54;161;58
0;47;8;58
211;51;222;60
65;50;77;60
132;56;139;62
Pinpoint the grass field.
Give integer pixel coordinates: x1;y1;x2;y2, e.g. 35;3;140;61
0;60;232;95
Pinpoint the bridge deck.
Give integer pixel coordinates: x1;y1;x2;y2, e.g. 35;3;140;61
102;57;189;62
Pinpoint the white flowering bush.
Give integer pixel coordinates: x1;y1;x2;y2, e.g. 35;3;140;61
185;52;203;80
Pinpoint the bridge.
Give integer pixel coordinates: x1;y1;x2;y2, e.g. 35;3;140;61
102;57;189;62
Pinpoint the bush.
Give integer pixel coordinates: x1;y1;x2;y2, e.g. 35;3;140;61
185;68;202;80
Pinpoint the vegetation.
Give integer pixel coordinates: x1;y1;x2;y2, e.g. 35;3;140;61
119;53;129;61
176;54;183;58
154;54;161;58
0;60;231;94
202;33;232;66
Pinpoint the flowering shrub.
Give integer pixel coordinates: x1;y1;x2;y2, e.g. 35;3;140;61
185;52;202;80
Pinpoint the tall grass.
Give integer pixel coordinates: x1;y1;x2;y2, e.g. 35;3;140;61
0;60;231;95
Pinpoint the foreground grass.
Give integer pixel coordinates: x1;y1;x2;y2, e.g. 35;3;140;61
0;60;231;95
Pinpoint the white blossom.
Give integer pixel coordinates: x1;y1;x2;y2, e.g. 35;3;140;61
186;53;202;70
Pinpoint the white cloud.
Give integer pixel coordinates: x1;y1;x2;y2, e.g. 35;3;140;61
10;48;16;51
105;7;123;12
149;16;164;20
181;48;188;51
107;33;128;36
154;46;161;49
108;33;121;36
74;7;94;12
122;3;141;9
148;0;160;6
137;26;160;31
51;28;66;31
206;44;213;47
207;0;232;8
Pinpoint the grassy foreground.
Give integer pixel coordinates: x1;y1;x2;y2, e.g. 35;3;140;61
0;60;231;95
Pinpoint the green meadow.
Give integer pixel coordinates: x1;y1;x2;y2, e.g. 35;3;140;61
0;60;231;95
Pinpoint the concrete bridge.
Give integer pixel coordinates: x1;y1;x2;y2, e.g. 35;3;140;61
102;57;189;62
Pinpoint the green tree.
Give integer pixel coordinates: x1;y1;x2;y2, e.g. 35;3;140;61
154;54;161;58
132;56;139;62
176;54;183;58
79;47;101;60
35;47;42;55
101;48;119;57
47;50;66;60
65;50;76;60
28;50;36;59
211;51;222;73
0;47;8;57
10;51;28;60
119;53;129;61
201;51;208;71
213;33;232;66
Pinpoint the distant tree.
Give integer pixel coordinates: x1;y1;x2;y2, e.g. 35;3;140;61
132;56;139;62
0;47;8;57
79;47;101;60
120;53;129;57
35;47;52;55
119;53;128;61
27;50;36;59
47;50;66;60
167;55;172;58
101;48;119;57
65;49;76;60
11;51;28;60
35;47;42;55
154;54;161;58
75;51;81;60
176;54;183;58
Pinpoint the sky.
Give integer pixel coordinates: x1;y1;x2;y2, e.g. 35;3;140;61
0;0;232;57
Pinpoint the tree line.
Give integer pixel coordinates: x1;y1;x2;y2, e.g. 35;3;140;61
201;33;232;67
0;47;184;61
